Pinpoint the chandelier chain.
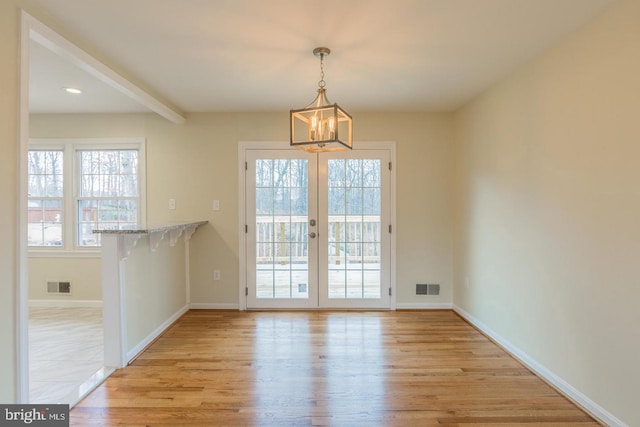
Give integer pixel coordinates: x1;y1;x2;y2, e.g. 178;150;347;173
318;53;326;88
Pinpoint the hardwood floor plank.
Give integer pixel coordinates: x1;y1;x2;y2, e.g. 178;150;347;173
71;310;601;426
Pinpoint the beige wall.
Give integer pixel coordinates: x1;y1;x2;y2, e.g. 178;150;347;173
124;234;187;357
30;112;455;307
28;258;101;301
453;0;640;425
0;0;20;404
353;113;454;305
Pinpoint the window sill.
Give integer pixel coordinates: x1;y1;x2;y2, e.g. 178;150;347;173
28;249;102;259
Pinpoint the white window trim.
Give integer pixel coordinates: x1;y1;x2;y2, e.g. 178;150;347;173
27;137;146;257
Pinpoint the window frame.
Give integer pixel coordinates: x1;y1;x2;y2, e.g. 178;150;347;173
26;145;66;249
28;138;146;257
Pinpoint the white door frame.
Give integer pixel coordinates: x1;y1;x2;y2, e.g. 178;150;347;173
237;140;397;310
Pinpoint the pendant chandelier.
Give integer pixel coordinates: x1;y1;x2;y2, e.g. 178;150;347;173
290;47;353;152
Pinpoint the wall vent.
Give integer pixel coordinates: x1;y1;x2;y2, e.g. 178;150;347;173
47;281;71;294
416;283;440;296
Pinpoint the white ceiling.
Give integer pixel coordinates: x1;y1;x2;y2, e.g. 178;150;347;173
28;0;618;115
29;41;151;113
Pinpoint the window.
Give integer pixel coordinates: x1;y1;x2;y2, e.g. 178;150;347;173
27;150;64;246
77;150;139;246
27;138;145;251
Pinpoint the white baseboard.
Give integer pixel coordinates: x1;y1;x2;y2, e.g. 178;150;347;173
190;303;450;311
396;302;453;310
125;305;189;363
29;299;102;308
189;303;239;310
453;304;627;427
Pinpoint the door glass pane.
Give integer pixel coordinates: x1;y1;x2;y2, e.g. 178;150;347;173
327;159;381;299
256;159;309;299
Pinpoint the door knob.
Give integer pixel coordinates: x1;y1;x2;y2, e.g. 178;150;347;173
308;232;317;239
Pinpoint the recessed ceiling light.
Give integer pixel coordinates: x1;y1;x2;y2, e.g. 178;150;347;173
63;87;82;94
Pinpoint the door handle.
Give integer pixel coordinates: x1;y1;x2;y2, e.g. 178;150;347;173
308;232;317;239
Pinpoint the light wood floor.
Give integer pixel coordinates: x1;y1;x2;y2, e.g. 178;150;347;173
29;307;104;404
71;310;599;426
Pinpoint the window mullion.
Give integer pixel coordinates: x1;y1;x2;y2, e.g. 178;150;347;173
67;143;75;250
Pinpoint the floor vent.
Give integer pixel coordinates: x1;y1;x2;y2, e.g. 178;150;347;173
416;283;440;296
47;281;71;294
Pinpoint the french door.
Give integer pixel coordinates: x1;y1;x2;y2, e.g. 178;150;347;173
245;147;391;309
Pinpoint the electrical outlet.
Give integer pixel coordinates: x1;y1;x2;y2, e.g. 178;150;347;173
213;200;220;211
169;198;176;210
213;270;221;281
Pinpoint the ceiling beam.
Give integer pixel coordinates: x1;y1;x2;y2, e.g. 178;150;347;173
22;11;185;124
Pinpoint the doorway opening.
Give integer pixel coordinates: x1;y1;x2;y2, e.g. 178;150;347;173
18;11;182;405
